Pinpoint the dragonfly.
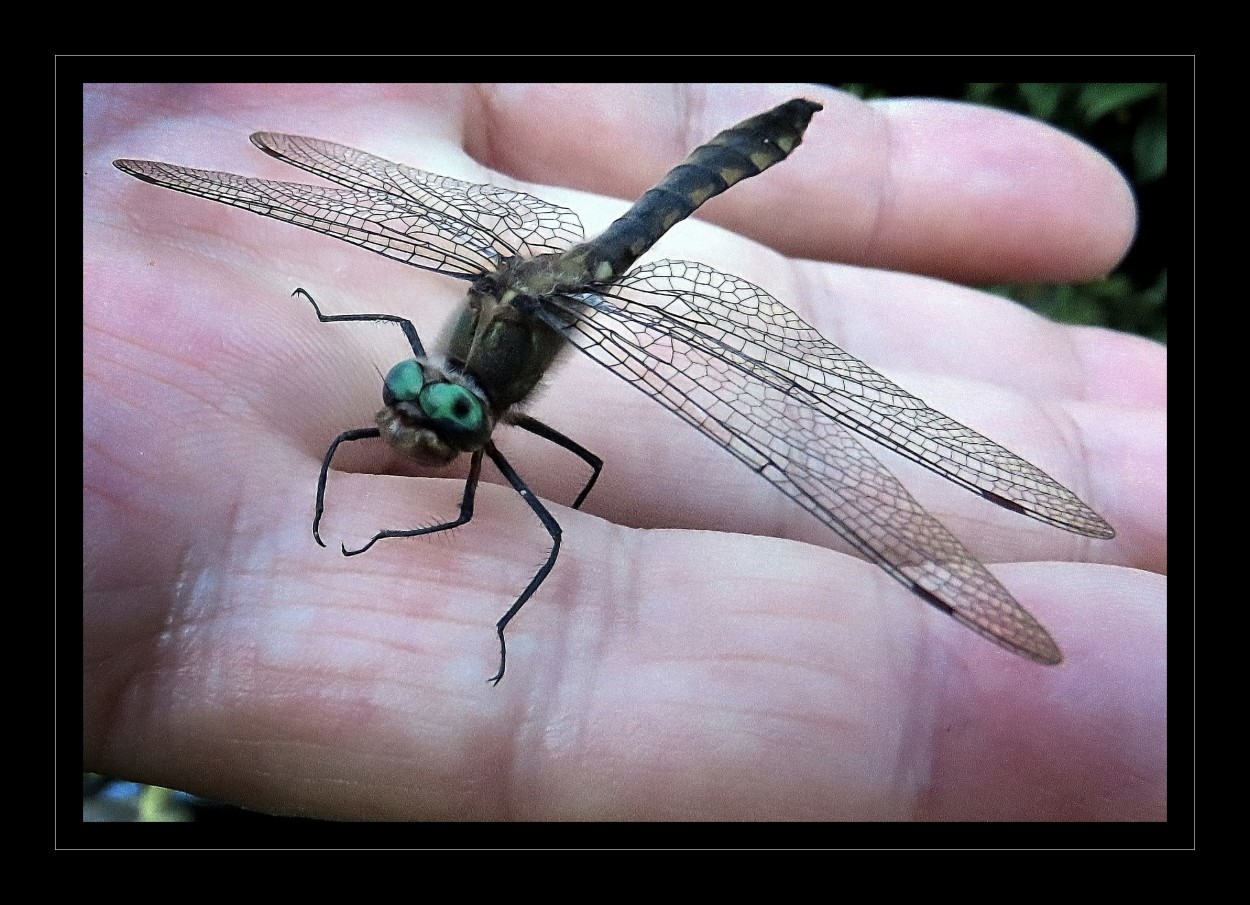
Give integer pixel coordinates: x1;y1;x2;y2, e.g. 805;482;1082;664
114;97;1114;683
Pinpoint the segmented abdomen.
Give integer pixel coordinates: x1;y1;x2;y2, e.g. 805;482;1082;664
558;98;822;286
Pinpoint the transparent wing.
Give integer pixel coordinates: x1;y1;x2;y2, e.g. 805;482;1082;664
594;260;1114;538
114;138;585;281
250;132;584;261
543;260;1113;663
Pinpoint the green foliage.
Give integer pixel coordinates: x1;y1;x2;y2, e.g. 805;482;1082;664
988;269;1167;344
839;82;1168;344
1133;109;1168;183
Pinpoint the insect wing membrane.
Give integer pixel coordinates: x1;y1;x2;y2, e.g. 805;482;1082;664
113;158;504;279
250;132;585;261
547;261;1079;663
599;261;1112;539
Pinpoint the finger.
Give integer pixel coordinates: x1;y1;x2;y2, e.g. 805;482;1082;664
470;83;1136;284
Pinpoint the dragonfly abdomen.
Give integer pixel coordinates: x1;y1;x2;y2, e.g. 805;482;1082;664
559;98;823;287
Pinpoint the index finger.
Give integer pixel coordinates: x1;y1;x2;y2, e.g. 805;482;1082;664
467;83;1137;284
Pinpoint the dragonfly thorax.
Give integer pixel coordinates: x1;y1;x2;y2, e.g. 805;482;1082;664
376;358;494;466
439;260;575;414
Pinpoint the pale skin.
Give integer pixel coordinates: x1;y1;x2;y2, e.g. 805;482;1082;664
85;84;1166;821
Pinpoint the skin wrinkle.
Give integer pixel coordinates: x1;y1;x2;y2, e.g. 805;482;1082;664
675;89;703;186
466;84;501;176
858;105;895;268
1056;377;1106;537
997;323;1107;543
119;542;210;769
85;609;158;769
94;327;197;412
898;604;948;819
1067;336;1115;522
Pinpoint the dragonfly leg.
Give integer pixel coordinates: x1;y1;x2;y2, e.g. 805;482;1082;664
483;443;563;686
292;287;428;358
510;413;604;509
314;427;382;546
340;449;485;556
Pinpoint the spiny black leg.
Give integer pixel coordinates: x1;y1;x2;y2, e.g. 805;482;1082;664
511;413;604;510
292;287;427;358
342;450;485;556
483;442;563;686
314;427;382;546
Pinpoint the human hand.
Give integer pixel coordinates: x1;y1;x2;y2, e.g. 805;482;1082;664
85;83;1165;820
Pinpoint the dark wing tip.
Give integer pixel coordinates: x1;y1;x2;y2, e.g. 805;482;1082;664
912;583;955;617
250;132;283;158
980;488;1116;540
913;582;1063;666
113;159;160;185
981;488;1029;516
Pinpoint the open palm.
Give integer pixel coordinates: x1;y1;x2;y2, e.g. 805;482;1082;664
85;84;1165;820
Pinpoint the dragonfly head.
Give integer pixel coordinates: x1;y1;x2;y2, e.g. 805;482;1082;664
376;359;493;465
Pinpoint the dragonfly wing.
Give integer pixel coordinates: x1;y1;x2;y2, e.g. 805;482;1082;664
545;285;1065;664
114;158;503;279
594;260;1114;540
250;133;585;261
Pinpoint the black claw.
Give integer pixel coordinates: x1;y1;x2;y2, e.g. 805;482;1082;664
487;630;507;686
342;536;378;557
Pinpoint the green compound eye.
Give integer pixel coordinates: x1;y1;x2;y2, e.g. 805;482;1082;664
420;382;485;434
383;360;425;403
